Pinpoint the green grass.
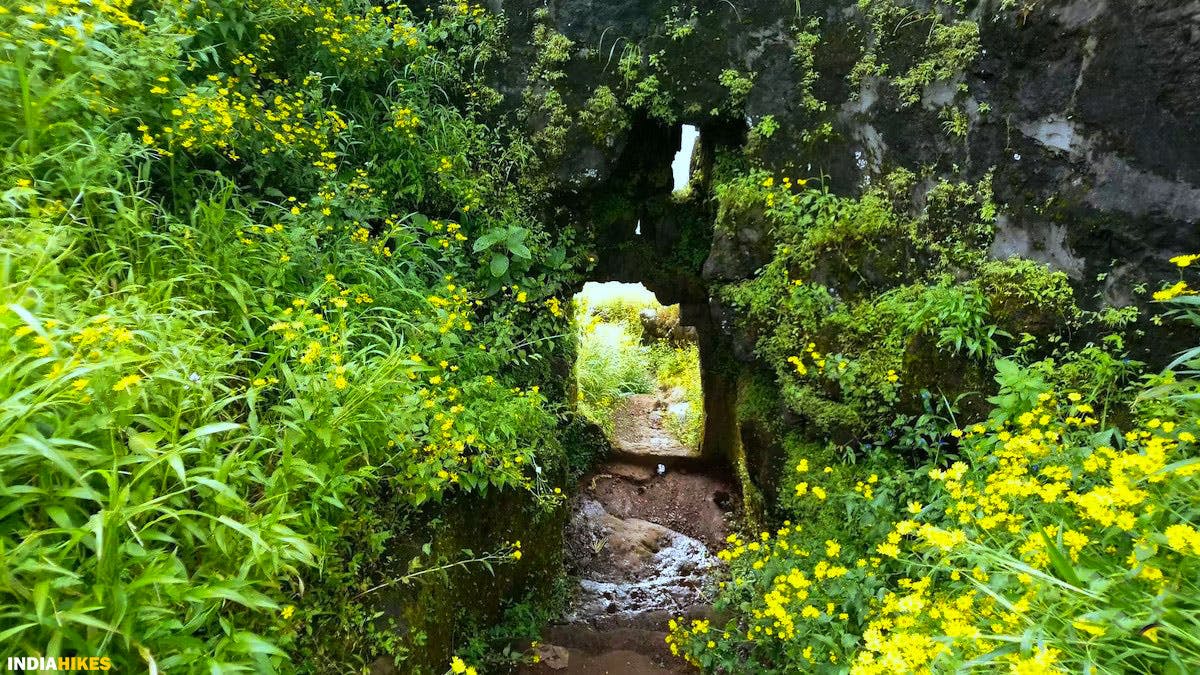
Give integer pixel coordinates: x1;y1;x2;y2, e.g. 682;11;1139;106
0;0;574;670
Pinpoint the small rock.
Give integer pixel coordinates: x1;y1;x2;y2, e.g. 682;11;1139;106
656;464;666;475
534;644;570;670
667;401;690;426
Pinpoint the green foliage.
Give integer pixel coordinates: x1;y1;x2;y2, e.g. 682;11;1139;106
0;0;575;669
523;17;577;164
717;68;756;114
791;18;826;115
671;319;1200;673
530;23;574;80
853;1;981;106
713;167;1088;452
900;280;1007;360
940;104;969;138
455;578;571;672
751;114;780;140
578;86;630;143
891;19;979;105
664;6;698;40
609;44;677;123
626;75;677;124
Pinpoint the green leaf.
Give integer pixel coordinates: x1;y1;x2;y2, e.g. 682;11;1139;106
473;228;507;252
490;253;509;277
129;431;163;453
0;622;37;642
181;422;242;442
1039;530;1083;587
508;241;531;259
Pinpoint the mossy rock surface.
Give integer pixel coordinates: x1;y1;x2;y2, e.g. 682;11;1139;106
899;331;991;421
365;489;567;674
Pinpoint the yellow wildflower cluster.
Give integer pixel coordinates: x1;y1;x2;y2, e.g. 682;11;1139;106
756;172;810;208
426;279;476;334
391;105;421;136
266;0;420;68
786;342;895;392
151;72;347;162
266;295;354;389
1;0;146;58
854;391;1199;671
9;312;141;404
673;381;1200;673
430;218;468;249
695;523;851;663
1152;281;1193;302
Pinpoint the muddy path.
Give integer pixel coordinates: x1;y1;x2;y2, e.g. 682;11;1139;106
522;395;736;674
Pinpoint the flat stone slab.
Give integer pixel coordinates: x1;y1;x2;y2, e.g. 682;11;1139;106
610;395;701;465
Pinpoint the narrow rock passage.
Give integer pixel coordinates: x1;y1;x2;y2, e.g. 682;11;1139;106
523;396;734;674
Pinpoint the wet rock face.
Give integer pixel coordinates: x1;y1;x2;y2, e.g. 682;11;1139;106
563;498;719;621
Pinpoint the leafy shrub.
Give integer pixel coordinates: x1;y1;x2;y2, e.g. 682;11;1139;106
0;0;573;669
668;301;1200;674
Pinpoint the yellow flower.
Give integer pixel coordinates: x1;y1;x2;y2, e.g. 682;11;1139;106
449;656;467;674
1153;281;1193;302
280;605;295;619
112;373;143;392
1007;647;1062;675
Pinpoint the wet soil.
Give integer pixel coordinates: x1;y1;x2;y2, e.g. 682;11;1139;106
520;453;736;674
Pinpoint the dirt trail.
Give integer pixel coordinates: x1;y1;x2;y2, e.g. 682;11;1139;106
610;395;701;467
521;396;734;675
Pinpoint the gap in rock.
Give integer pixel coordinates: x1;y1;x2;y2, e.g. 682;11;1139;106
573;281;703;464
670;124;699;194
521;283;736;674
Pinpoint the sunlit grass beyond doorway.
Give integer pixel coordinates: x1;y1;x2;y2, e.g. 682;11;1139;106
573;282;703;447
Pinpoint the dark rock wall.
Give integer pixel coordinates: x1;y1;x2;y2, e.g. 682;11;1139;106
490;0;1198;303
482;0;1200;489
